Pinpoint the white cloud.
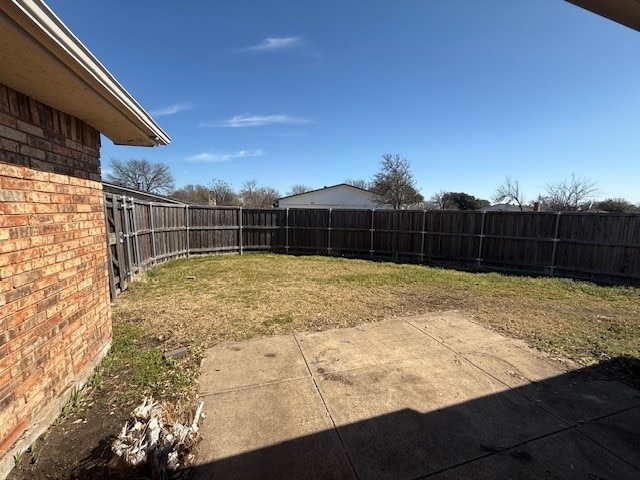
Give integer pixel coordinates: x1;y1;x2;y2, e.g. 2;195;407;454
241;36;301;52
187;149;265;162
201;114;311;128
150;102;193;117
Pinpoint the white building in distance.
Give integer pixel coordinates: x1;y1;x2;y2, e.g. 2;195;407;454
276;184;385;209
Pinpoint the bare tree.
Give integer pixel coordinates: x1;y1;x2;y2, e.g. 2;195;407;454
171;184;210;205
240;180;280;207
430;190;451;210
287;184;313;196
370;154;423;209
343;178;372;191
240;179;258;202
207;179;240;206
543;174;598;212
492;176;525;211
105;158;175;194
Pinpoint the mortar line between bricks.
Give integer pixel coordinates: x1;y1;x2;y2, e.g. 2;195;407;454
404;318;577;427
293;333;360;480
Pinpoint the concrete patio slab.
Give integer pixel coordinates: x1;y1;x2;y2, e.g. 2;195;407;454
406;311;512;352
515;371;640;424
314;352;547;421
196;377;355;480
410;313;640;423
578;405;640;470
428;427;640;480
199;335;309;395
194;313;640;480
458;340;572;388
315;356;566;479
296;318;451;375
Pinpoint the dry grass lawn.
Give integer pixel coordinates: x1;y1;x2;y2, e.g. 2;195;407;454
13;251;638;480
113;253;639;371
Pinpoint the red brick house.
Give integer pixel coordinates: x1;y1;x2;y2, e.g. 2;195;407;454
0;1;169;476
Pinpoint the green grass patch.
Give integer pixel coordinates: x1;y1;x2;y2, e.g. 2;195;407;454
262;313;294;328
95;323;201;405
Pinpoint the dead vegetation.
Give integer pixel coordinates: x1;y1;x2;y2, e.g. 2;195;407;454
111;397;204;479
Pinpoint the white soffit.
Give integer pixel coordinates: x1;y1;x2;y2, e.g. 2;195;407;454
0;0;170;146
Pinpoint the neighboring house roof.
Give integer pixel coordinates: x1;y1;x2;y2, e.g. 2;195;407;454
276;183;385;209
480;203;559;213
0;0;170;146
480;203;534;212
579;208;609;213
102;182;185;205
565;0;640;32
277;183;376;202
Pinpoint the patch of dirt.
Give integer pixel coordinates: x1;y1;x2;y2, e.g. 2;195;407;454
7;341;200;480
8;370;131;480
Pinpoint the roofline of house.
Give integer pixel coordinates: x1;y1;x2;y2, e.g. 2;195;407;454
276;183;380;201
565;0;640;32
102;182;185;204
0;0;170;146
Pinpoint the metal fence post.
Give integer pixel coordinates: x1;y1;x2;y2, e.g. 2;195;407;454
131;199;141;270
185;205;190;257
150;203;157;264
476;211;486;270
122;196;134;282
285;208;290;253
238;207;243;255
420;209;426;263
327;208;332;254
550;212;562;276
369;209;375;258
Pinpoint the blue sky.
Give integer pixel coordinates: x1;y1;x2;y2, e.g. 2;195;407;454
48;0;639;203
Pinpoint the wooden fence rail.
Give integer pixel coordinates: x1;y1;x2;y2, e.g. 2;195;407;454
103;193;640;298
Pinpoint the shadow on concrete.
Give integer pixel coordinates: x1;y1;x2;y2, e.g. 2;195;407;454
194;357;640;480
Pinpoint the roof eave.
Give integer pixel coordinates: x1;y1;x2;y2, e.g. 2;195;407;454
0;0;170;146
565;0;640;32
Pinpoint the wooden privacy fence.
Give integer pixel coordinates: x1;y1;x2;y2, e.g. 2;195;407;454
104;193;640;297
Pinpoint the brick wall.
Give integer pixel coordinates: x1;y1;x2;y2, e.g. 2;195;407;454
0;83;112;469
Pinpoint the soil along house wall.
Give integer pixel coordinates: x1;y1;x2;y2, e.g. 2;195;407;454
0;83;112;474
0;1;169;476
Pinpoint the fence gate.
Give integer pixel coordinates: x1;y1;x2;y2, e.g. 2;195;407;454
104;193;132;298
